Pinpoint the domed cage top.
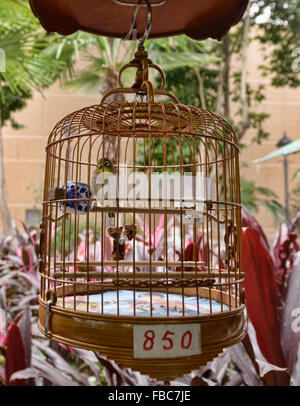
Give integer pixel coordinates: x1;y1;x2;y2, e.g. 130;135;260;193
38;45;245;381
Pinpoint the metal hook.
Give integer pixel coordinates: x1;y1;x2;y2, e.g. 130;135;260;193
113;0;166;44
123;1;144;41
46;212;70;223
113;0;165;5
45;300;52;337
125;0;152;44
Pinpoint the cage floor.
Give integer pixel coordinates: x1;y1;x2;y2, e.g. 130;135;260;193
56;290;228;316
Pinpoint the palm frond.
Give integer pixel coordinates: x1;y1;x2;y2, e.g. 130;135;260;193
64;70;104;94
241;177;284;221
293;168;300;181
149;50;219;71
0;1;69;98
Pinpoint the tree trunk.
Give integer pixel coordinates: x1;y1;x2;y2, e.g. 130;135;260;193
101;68;126;161
223;34;231;118
215;66;224;116
102;69;125;103
0;119;13;235
194;68;207;110
238;2;251;140
215;36;230;117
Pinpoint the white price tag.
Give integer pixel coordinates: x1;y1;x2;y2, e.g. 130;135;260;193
133;323;201;359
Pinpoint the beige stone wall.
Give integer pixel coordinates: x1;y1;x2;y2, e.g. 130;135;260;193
2;40;300;239
239;39;300;239
2;81;99;227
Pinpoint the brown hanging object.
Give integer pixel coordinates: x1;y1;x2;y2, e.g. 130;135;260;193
29;0;249;41
38;44;245;381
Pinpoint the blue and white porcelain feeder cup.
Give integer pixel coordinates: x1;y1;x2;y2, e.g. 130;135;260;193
59;181;93;215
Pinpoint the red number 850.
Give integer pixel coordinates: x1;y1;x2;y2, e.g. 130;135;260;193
143;329;192;351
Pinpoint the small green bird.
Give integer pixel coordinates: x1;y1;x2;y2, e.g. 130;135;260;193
91;158;115;220
95;158;115;175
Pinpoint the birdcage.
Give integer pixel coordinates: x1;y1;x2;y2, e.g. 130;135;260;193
38;44;245;381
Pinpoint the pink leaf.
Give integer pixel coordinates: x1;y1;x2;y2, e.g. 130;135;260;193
135;214;149;241
18;307;32;368
0;365;5;385
9;367;38;382
154;214;165;248
196;235;203;262
0;308;7;346
176;236;204;272
58;343;75;358
281;252;300;371
242;227;286;368
256;359;290;386
274;214;300;300
242;206;269;251
273;223;284;270
5;323;27;386
190;376;209;386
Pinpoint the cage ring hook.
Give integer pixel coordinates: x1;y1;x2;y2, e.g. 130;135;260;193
44;289;57;338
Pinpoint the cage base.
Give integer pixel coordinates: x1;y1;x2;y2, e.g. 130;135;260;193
38;287;245;381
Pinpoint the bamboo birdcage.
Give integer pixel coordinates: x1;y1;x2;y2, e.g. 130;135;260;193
38;44;245;381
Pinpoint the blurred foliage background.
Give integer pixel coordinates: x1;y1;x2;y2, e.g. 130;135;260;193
1;1;299;234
